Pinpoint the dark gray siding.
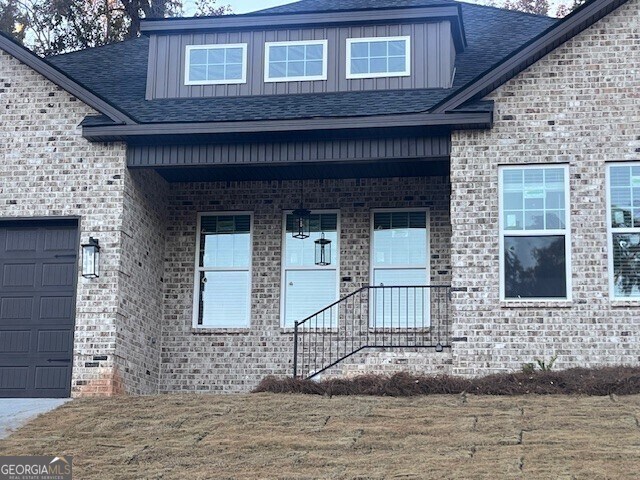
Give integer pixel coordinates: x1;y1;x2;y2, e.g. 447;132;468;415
127;135;450;167
146;21;455;100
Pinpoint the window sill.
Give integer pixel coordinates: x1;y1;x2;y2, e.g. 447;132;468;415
191;327;251;335
610;299;640;308
280;328;338;334
283;328;435;334
500;300;573;309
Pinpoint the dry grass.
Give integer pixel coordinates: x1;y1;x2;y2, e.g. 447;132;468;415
1;394;640;479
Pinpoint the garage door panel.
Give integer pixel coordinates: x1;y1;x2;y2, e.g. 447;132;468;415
40;297;74;322
44;228;77;251
35;366;69;390
0;297;33;321
42;263;75;287
4;229;38;253
0;366;29;390
2;263;36;288
0;221;77;398
0;330;30;353
37;330;72;353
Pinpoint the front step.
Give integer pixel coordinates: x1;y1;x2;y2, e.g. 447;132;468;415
317;347;453;380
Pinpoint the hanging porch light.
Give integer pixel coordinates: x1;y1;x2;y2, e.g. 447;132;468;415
292;207;311;239
314;233;332;266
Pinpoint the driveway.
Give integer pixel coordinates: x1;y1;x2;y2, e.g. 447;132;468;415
0;399;70;439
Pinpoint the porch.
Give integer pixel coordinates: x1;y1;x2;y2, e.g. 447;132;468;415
149;174;453;392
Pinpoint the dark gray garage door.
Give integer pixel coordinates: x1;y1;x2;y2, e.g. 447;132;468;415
0;220;78;398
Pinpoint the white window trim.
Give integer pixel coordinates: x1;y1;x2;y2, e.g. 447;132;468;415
279;210;340;328
264;39;328;83
192;212;253;329
498;164;572;302
184;44;248;86
369;208;431;328
606;162;640;301
346;35;411;80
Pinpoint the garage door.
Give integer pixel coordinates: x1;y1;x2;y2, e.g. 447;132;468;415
0;220;78;398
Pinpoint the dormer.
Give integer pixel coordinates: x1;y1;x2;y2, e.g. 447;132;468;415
141;5;467;100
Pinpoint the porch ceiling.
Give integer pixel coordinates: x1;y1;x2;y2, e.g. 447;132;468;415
148;158;450;182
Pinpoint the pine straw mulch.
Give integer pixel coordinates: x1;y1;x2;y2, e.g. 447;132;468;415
253;366;640;396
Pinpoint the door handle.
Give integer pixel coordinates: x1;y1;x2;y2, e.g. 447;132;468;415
47;358;71;362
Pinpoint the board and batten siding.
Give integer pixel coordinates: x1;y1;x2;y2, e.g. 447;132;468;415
127;136;451;167
146;21;455;100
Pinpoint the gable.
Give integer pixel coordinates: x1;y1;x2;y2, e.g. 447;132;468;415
0;32;133;125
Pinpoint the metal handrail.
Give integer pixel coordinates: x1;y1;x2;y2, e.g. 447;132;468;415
293;285;451;379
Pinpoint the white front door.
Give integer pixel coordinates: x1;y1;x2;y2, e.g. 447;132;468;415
282;212;339;328
370;210;430;328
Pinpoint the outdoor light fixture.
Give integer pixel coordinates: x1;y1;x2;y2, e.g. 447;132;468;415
292;206;311;240
314;233;332;266
435;342;444;353
82;237;100;278
291;165;311;240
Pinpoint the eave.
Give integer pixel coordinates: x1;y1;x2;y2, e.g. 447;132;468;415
81;111;493;143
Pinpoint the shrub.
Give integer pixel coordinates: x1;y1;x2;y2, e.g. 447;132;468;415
252;366;640;397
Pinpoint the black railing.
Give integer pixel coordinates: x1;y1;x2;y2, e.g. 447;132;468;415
293;285;451;379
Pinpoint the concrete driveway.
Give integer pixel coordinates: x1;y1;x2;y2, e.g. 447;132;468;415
0;399;70;439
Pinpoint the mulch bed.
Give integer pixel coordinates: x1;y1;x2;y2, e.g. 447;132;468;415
253;366;640;396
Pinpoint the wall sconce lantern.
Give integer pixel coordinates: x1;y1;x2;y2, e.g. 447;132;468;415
82;237;100;278
292;207;311;240
314;233;332;266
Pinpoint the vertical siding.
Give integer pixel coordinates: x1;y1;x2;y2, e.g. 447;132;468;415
147;21;456;99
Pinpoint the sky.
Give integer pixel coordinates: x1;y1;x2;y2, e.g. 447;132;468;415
224;0;300;14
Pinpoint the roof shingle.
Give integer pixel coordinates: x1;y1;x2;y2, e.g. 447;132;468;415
47;1;556;124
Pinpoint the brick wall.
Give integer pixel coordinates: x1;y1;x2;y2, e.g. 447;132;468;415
160;176;451;393
117;169;168;394
449;0;640;375
0;49;127;395
0;49;168;395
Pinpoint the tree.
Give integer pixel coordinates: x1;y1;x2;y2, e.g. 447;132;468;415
503;0;550;16
555;0;587;17
0;0;28;43
0;0;230;56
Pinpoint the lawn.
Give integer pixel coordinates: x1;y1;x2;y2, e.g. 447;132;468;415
1;393;639;479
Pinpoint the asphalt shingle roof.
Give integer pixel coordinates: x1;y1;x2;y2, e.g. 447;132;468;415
259;0;456;12
47;1;556;125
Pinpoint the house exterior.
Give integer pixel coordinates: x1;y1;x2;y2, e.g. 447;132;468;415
0;0;638;397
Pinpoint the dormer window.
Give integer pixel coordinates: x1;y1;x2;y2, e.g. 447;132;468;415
346;36;411;79
264;40;328;82
185;44;248;85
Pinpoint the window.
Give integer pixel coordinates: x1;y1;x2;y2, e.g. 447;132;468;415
185;44;247;85
346;36;410;79
500;166;571;300
193;213;252;328
265;40;328;82
608;163;640;298
281;212;339;328
371;210;429;327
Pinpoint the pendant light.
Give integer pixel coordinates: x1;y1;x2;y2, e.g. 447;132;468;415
314;233;332;266
292;165;310;239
